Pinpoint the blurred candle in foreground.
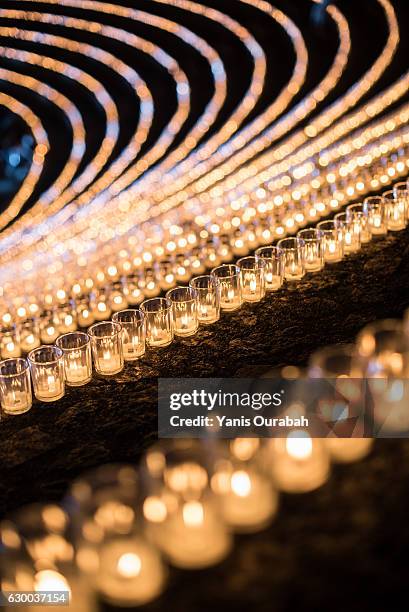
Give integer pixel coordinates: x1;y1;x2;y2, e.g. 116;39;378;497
212;439;278;533
94;539;166;607
267;431;330;493
237;256;266;302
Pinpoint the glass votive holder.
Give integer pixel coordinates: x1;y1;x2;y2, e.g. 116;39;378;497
0;324;21;359
76;294;95;328
264;430;330;493
346;203;371;243
255;246;284;291
158;259;176;291
189;275;220;324
140;298;174;348
211;439;279;533
393;181;409;220
28;345;65;402
277;237;305;281
68;464;166;608
39;310;59;344
211;264;242;311
0;503;92;610
166;286;199;337
297;229;324;272
237;256;266;302
55;301;77;334
56;332;92;386
109;281;129;313
356;319;409;432
334;212;361;254
0;358;32;415
308;343;366;438
124;273;143;305
87;321;124;376
141;440;232;569
383;189;407;231
317;220;344;263
91;289;112;321
19;318;40;353
112;309;145;361
364;196;388;236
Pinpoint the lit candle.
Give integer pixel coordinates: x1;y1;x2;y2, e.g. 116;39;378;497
112;310;145;361
213;468;278;533
95;539;166;607
141;299;174;348
211;265;242;311
255;246;284;291
0;358;32;415
28;346;65;402
277;238;305;281
88;322;124;376
267;431;330;493
166;287;198;337
153;499;231;569
237;257;265;302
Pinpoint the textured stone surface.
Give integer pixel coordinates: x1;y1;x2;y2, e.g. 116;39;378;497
1;228;409;611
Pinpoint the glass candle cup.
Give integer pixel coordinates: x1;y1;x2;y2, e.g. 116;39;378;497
141;298;174;348
308;344;367;440
255;246;284;291
68;464;166;608
211;264;242;311
0;324;21;359
109;281;129;313
124;273;143;306
211;439;279;533
141;440;232;569
39;310;59;344
88;321;124;376
237;257;266;302
19;318;40;353
0;358;32;415
264;430;330;493
277;237;305;281
55;302;77;334
364;196;388;236
28;345;65;402
189;275;220;324
91;289;112;321
357;319;409;432
0;503;93;611
317;220;344;263
112;309;145;361
393;181;409;221
56;332;92;386
297;229;324;272
334;212;361;254
383;189;407;231
346;203;371;243
76;295;95;328
166;287;199;337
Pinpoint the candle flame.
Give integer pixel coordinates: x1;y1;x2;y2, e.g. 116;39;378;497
34;570;70;592
117;553;141;578
182;501;204;527
286;431;313;460
231;471;251;497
